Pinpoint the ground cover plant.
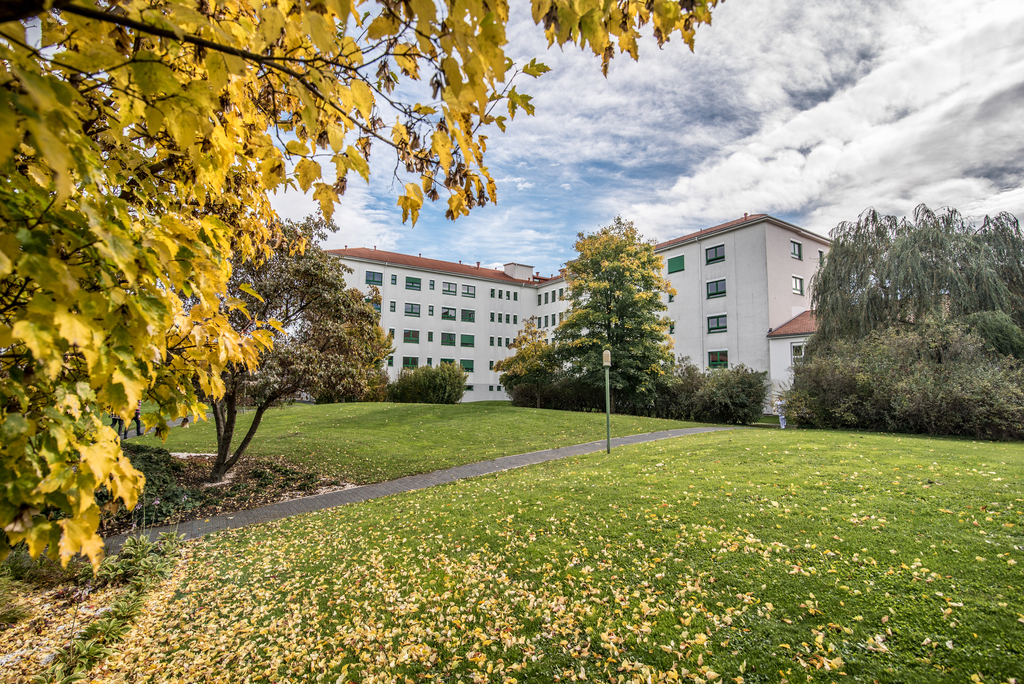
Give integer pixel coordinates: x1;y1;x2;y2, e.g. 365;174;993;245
131;402;705;483
99;429;1022;682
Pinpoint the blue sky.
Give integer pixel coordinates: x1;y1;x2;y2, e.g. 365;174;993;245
272;0;1024;278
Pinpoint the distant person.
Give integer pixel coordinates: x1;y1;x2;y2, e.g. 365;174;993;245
127;400;144;438
775;397;787;430
111;413;125;440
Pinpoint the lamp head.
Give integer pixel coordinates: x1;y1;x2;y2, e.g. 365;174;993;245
603;349;611;367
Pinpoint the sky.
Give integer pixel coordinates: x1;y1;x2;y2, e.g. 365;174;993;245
271;0;1024;278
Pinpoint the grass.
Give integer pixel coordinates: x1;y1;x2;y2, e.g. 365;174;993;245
132;401;707;483
104;429;1023;682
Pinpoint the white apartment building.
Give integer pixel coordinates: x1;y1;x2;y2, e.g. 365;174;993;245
328;213;830;402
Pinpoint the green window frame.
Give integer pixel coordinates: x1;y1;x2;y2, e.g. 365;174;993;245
403;330;419;344
792;276;804;295
544;292;549;304
708;350;728;369
427;331;433;342
365;271;383;286
490;312;495;322
465;384;474;391
404;303;421;317
489;336;494;346
442;281;457;295
490;288;495;298
498;290;504;300
489;360;494;370
460;334;475;347
513;292;518;301
391;274;398;285
537;294;542;306
559;288;564;300
461;309;475;323
707;279;726;299
668;294;674;303
462;284;476;298
388;328;394;338
460;359;474;372
402;356;418;369
372;302;381;312
426;357;432;366
669;322;675;334
441;307;456;321
513;315;517;324
428;305;434;316
406;276;421;291
440;358;455;365
441;333;456;346
387;356;394;367
707;315;727;333
705;245;725;264
791;241;802;260
667;255;685;273
389;301;396;312
429;280;435;290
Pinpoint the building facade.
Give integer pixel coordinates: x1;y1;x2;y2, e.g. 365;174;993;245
328;214;829;402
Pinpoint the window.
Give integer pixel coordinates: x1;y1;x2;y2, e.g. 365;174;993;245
365;271;383;286
792;276;804;295
465;385;474;391
460;359;474;372
372;302;381;312
498;290;503;300
791;241;802;260
818;250;824;262
406;276;421;290
544;315;549;327
489;385;494;391
426;357;432;366
405;303;421;317
442;281;457;295
497;385;502;391
513;292;518;301
440;357;455;365
462;284;475;298
707;279;726;299
441;333;456;346
428;305;434;316
490;288;496;298
388;328;395;338
669;322;675;334
391;274;398;285
387;356;393;367
389;301;396;312
537;294;542;306
705;245;725;264
496;337;502;347
461;334;475;347
489;336;494;346
403;330;419;344
490;312;495;322
791;343;804;363
558;312;564;323
559;288;564;300
441;307;456;321
489;360;494;370
427;331;433;342
402;356;418;369
513;315;518;324
667;255;685;273
668;294;674;303
708;350;728;369
429;280;435;290
461;309;475;323
497;313;503;323
707;315;727;333
544;292;549;304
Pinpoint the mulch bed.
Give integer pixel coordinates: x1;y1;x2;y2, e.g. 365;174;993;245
99;454;356;538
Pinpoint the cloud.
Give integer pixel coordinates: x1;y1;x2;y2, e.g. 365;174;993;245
517;182;536;190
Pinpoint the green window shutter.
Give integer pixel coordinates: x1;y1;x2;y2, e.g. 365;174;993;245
461;334;474;347
440;358;454;365
406;277;421;290
667;255;685;273
460;359;474;372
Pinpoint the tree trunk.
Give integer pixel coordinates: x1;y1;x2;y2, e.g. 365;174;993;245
208;397;271;483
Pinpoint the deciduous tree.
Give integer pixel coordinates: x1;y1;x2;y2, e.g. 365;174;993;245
1;0;719;564
554;216;675;409
495;316;556;408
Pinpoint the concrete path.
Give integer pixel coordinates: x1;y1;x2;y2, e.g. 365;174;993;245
103;425;742;553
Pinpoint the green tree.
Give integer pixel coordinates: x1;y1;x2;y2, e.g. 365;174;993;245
1;0;720;564
207;217;390;482
554;216;675;410
495;316;557;408
811;205;1024;352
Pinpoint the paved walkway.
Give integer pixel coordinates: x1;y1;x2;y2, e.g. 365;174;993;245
103;425;742;553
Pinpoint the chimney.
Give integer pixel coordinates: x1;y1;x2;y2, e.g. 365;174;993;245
344;244;347;249
536;271;540;277
373;246;376;250
419;253;421;257
476;261;480;268
743;213;748;219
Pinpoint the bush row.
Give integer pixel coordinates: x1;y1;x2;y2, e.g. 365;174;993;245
784;322;1024;440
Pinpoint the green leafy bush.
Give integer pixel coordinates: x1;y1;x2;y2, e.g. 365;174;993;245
99;443;196;527
785;321;1024;439
386;363;467;404
692;364;770;425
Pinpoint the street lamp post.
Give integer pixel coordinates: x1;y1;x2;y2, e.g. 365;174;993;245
603;349;611;453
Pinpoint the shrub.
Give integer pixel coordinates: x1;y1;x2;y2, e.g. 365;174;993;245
692;364;770;425
386;363;467;404
100;443;197;527
786;321;1024;439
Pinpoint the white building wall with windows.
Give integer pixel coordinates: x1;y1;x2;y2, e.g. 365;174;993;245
329;215;829;402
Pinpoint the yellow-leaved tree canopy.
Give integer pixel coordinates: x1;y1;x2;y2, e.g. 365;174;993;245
0;0;719;566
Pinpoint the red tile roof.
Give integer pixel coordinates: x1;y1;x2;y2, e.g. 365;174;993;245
767;310;817;338
655;214;771;250
325;247;547;284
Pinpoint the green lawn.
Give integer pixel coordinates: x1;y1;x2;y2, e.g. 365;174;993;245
133;402;707;483
109;429;1023;682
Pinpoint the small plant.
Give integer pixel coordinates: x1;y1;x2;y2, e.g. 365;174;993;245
0;575;32;625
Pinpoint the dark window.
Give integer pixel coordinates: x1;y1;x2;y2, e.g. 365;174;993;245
497;313;503;323
440;358;455;365
387;356;394;367
559;288;564;300
513;315;517;324
707;279;726;299
491;288;496;298
667;255;685;273
544;292;549;304
403;330;419;344
791;241;802;260
365;271;383;286
708;350;728;368
427;331;433;342
402;356;418;369
429;280;435;290
391;274;398;285
461;309;475;323
490;312;495;322
513;292;518;301
405;302;421;316
461;334;475;347
465;384;474;391
498;290;504;300
537;294;542;306
428;305;434;316
669;322;675;334
426;357;432;366
441;333;456;346
489;336;494;346
441;307;456;321
707;315;727;333
406;277;421;291
489;360;494;370
706;245;725;264
668;294;675;303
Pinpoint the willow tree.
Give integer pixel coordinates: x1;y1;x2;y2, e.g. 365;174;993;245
811;205;1024;354
1;0;721;564
555;216;675;409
